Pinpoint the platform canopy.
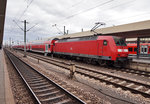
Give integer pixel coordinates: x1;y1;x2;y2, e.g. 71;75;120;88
49;20;150;40
0;0;7;48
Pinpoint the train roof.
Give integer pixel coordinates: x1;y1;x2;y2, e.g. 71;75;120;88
127;43;150;46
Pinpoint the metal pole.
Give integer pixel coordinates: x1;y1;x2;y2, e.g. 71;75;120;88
9;37;11;49
137;37;140;58
64;26;65;35
24;20;27;57
82;28;83;32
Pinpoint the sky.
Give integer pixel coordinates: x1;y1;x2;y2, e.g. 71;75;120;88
3;0;150;45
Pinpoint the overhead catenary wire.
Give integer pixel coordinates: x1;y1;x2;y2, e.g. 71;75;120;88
105;11;150;24
18;0;34;21
70;0;85;8
64;0;114;19
26;23;38;32
13;20;24;31
59;0;137;24
8;0;35;40
52;24;64;35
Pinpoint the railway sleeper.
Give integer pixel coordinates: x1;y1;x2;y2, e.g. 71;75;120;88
117;81;126;85
29;82;49;86
126;83;134;87
145;89;150;94
34;86;56;92
28;80;48;84
32;85;53;91
54;99;75;104
37;90;60;97
34;87;56;94
38;91;63;99
40;94;67;103
134;86;143;90
31;84;52;89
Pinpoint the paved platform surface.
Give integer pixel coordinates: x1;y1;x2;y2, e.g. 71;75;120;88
129;56;150;64
0;49;5;104
132;58;150;64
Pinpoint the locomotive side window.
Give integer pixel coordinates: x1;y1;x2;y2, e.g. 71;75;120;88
103;40;107;46
128;48;133;52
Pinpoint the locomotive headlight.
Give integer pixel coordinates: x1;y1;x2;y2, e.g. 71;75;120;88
124;49;128;52
118;49;122;52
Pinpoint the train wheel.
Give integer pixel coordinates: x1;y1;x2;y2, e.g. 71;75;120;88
106;61;114;66
98;60;106;66
114;61;124;68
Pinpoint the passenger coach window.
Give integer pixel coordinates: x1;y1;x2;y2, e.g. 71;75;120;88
144;48;147;52
128;48;133;52
134;48;137;52
103;40;107;46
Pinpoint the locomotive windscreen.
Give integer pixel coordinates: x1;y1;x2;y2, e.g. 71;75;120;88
113;37;127;46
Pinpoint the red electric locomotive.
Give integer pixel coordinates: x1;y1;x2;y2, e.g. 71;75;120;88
53;35;129;66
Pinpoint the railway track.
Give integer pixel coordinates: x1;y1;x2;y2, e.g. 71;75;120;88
19;50;150;78
13;50;150;98
5;49;85;104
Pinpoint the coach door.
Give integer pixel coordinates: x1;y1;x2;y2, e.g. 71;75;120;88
140;45;148;54
102;40;108;56
30;45;32;50
45;44;48;52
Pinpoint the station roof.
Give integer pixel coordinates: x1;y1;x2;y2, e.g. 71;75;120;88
0;0;7;47
49;20;150;40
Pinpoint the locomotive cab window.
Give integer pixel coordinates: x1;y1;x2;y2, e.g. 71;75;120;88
113;37;127;46
103;40;107;46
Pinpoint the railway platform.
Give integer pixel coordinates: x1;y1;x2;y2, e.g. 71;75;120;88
0;49;15;104
129;56;150;64
0;49;5;104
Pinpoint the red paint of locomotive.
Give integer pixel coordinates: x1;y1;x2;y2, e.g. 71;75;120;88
53;36;128;61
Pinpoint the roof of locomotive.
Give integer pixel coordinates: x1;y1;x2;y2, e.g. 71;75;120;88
56;35;115;43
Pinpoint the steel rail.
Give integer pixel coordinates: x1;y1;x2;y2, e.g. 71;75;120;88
21;50;150;78
5;49;86;104
14;50;150;98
